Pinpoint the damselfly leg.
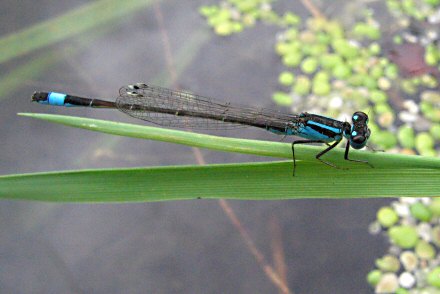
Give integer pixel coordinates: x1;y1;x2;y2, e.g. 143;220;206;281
344;141;374;168
291;140;343;176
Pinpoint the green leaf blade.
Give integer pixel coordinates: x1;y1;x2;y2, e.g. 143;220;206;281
1;161;439;202
18;112;440;169
8;113;440;202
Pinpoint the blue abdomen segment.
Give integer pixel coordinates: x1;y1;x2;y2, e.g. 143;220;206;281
297;124;341;142
268;116;343;142
49;92;68;106
298;120;342;142
37;92;75;107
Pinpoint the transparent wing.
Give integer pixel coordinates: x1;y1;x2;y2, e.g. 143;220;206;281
115;83;298;130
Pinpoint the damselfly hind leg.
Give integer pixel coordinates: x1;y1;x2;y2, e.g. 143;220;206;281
315;140;344;169
344;141;374;168
291;140;339;176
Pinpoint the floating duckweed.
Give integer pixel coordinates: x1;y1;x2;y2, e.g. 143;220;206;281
293;76;311;95
389;225;419;249
260;10;280;24
235;0;259;13
376;255;401;272
375;273;399;293
400;251;419;272
352;22;381;40
369;42;381;55
370;90;388;103
378;77;391;90
424;0;440;6
378;111;395;128
422;91;440;104
429;199;440;217
430;124;440;140
411;78;422;88
401;80;418;95
372;131;398;149
325;21;344;38
316;32;331;45
272;92;292;106
377;206;399;227
201;0;280;36
370;65;384;79
275;42;289;56
395;288;410;294
410;202;433;222
421;101;434;114
351;89;368;102
427;267;440;288
413;10;425;20
332;63;351;79
301;57;319;74
320;54;343;69
215;8;232;21
367;269;383;286
425;50;439;66
379;57;389;67
363;76;378;90
312;80;331;96
393;35;403;44
424;108;440;123
415;240;436;259
375;102;393;114
308;44;328;56
397;126;416;149
432;226;440;246
299;31;316;44
422;149;437;157
349;58;368;73
199;5;219;17
278;71;295;86
307;17;328;31
332;39;359;58
415;132;435;154
242;15;256;27
285;28;299;40
314;71;329;82
384;64;399;79
421;74;438;88
282;53;302;67
347;75;364;87
282;12;300;26
232;22;244;32
387;0;440;20
402;0;416;13
214;22;235;36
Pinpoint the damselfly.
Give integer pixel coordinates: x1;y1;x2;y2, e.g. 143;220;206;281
32;83;373;175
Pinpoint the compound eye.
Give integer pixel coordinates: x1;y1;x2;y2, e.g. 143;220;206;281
366;128;371;138
352;112;368;123
352;135;365;144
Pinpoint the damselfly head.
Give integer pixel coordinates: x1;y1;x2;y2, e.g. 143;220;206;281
349;111;371;149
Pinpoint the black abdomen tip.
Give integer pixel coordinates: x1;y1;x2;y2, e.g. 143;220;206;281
31;92;49;103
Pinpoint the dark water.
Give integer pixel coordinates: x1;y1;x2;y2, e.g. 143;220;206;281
0;0;389;293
